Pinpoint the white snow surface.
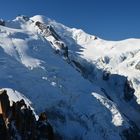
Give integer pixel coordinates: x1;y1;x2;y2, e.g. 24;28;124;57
0;15;139;140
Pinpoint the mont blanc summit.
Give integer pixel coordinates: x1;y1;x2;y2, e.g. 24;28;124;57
0;15;140;140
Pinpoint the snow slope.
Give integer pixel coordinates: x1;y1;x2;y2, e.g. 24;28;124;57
0;15;140;140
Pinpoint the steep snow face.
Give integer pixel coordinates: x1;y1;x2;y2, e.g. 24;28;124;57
0;15;140;139
50;22;140;103
47;18;140;132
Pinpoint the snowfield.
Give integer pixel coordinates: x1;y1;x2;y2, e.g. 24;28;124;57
0;15;140;140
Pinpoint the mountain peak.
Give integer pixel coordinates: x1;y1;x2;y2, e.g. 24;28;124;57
0;15;140;140
30;15;51;23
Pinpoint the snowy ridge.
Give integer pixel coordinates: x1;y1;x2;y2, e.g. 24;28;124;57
0;15;140;140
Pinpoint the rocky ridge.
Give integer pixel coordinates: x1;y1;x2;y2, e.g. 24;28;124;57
0;90;54;140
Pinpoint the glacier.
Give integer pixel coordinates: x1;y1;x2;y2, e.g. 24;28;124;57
0;15;140;140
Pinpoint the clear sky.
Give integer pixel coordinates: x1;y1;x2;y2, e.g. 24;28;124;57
0;0;140;40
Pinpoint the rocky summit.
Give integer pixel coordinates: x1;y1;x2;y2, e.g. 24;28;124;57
0;90;54;140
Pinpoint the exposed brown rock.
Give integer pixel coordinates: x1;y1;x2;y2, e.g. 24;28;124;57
0;90;54;140
0;90;10;124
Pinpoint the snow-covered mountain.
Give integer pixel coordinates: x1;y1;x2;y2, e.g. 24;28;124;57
0;15;140;140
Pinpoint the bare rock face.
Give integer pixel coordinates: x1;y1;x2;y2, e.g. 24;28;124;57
35;21;68;58
0;90;54;140
0;90;10;120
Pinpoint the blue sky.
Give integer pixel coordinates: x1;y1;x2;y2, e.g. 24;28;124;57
0;0;140;40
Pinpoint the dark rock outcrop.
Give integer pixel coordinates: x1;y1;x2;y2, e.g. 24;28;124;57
35;21;68;58
0;114;9;140
0;90;54;140
0;19;5;26
71;60;87;75
124;80;135;101
122;123;140;140
0;90;10;121
35;21;60;40
102;70;110;81
22;16;30;21
135;61;140;71
94;36;98;40
37;112;54;140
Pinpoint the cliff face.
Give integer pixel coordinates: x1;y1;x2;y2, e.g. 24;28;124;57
0;90;54;140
